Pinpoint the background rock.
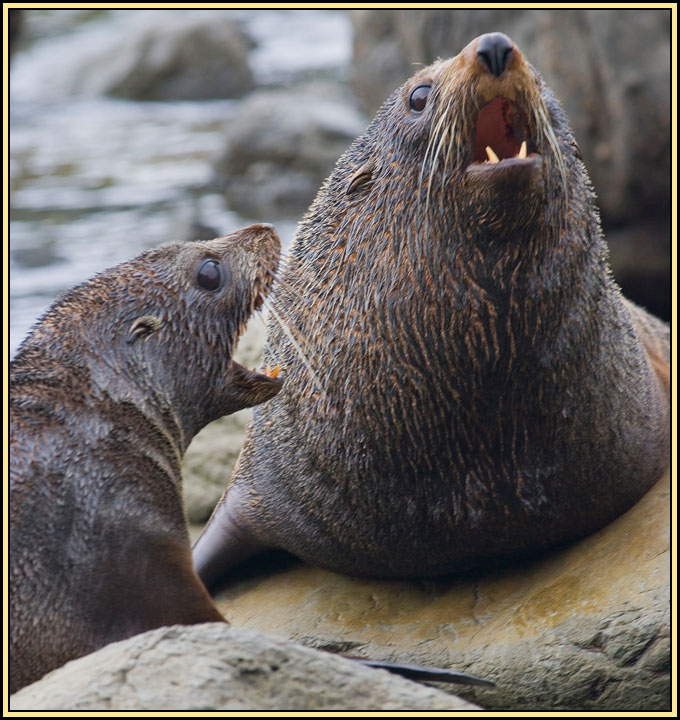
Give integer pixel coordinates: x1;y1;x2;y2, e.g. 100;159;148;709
183;412;252;526
350;8;671;320
184;318;268;525
215;471;671;711
9;624;480;711
71;11;254;100
211;84;367;218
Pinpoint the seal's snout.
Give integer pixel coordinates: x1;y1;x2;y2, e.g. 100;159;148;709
228;222;281;262
249;222;276;233
241;222;280;246
476;33;514;78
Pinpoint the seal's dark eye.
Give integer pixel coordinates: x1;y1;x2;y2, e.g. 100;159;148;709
197;260;222;291
409;84;431;113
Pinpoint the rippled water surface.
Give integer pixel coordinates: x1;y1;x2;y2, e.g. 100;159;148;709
9;9;353;355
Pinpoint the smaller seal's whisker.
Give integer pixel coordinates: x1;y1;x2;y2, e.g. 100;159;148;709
265;290;331;373
267;275;313;312
266;302;327;398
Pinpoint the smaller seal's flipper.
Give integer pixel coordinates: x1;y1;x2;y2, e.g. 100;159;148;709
347;658;495;687
193;485;269;595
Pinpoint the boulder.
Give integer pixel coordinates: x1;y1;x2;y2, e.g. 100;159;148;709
72;11;254;100
212;84;367;218
9;624;480;711
184;318;268;524
215;471;671;711
183;412;251;525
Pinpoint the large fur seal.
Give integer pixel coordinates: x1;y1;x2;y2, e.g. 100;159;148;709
9;225;284;693
193;33;670;589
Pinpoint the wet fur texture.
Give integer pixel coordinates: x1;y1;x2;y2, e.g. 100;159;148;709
196;37;670;582
9;225;282;693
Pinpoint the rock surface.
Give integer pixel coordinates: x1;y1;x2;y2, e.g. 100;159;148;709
215;471;671;711
183;319;268;524
70;11;254;100
9;624;480;711
211;84;367;218
350;8;671;320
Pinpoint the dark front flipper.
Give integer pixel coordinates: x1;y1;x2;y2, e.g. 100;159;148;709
348;658;495;687
192;484;271;594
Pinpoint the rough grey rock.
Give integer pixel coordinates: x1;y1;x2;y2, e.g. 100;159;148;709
183;319;268;524
183;413;251;524
212;84;367;218
216;472;671;711
9;624;480;711
72;10;254;100
350;8;671;320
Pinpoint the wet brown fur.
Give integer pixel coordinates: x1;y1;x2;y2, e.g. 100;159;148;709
9;225;282;693
194;36;669;586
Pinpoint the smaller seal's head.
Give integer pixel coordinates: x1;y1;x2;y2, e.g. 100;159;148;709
23;223;283;445
123;223;284;437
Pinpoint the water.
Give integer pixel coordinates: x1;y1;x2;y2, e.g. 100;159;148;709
9;9;353;356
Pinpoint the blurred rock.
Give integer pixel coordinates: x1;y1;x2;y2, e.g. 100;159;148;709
19;9;108;44
217;471;671;711
183;318;268;524
9;624;480;711
212;84;367;218
72;11;254;100
183;413;251;524
350;9;671;319
606;224;671;322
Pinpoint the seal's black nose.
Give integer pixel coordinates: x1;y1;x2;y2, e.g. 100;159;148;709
476;33;514;77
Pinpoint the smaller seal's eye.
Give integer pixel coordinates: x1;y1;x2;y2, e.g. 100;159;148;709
197;260;222;291
409;84;431;113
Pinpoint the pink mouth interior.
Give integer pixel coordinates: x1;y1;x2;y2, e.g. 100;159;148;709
473;97;528;162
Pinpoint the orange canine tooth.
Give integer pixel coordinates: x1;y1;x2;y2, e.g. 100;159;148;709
270;364;280;379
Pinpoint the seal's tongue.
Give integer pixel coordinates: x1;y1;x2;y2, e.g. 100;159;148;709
473;97;528;163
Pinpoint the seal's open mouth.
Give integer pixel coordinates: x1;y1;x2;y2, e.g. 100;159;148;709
471;97;536;165
230;358;282;398
229;264;283;402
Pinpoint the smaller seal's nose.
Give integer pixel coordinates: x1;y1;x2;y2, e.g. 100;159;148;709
476;33;514;77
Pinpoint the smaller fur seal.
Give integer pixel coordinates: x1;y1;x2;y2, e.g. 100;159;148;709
9;224;491;695
9;224;283;693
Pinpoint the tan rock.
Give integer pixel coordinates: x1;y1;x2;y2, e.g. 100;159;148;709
216;471;671;711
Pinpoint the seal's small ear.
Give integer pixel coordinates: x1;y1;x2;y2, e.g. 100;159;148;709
126;315;163;344
346;160;376;196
